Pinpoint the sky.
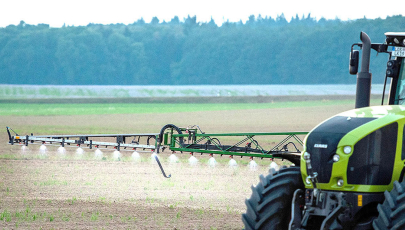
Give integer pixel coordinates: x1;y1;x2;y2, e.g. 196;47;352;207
0;0;404;28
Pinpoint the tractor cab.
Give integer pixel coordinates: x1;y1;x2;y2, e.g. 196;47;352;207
350;32;405;107
386;33;405;105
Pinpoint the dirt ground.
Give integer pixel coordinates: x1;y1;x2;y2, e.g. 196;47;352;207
0;103;353;229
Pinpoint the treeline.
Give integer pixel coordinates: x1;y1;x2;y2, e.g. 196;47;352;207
1;15;405;85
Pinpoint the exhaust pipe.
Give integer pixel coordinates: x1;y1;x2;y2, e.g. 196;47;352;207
355;32;372;109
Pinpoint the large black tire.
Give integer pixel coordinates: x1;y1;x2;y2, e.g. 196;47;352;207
373;181;405;230
242;166;304;230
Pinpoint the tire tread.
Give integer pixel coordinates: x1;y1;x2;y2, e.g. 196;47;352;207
242;166;303;230
373;180;405;230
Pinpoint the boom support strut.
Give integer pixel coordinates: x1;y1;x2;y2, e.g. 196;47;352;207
168;130;307;165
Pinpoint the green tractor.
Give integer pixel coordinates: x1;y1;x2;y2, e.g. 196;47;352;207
242;32;405;230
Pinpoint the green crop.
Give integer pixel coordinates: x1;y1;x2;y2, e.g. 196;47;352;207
0;100;356;116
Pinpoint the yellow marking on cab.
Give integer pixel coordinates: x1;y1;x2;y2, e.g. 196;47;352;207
358;195;363;206
15;136;20;139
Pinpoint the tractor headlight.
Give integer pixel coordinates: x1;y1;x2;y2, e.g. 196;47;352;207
343;146;352;154
394;37;400;44
333;154;340;162
337;179;344;187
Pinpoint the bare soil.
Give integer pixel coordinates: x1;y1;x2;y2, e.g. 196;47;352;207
0;103;352;229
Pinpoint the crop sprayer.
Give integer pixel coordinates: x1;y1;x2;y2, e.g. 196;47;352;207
6;31;405;229
6;124;307;178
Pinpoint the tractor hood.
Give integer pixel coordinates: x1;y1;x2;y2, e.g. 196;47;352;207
338;105;405;119
304;115;376;183
302;105;405;189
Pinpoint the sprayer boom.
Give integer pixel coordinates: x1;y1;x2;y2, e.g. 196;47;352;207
7;127;159;151
7;124;307;166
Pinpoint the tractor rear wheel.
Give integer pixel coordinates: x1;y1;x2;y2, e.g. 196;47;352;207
242;166;304;230
373;180;405;230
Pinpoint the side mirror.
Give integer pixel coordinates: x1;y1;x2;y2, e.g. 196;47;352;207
349;50;359;75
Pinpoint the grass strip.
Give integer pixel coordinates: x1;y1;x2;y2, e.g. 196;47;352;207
0;100;355;116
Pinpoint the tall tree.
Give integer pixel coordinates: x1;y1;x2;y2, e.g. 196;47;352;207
1;15;405;85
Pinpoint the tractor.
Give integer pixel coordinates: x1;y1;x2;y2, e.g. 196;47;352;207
242;32;405;230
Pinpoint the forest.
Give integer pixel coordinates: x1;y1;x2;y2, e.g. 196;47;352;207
0;15;405;85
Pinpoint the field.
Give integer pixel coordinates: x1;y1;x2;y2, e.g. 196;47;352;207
0;98;365;229
1;84;387;99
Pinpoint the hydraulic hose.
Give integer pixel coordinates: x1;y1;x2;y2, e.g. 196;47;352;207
157;124;184;153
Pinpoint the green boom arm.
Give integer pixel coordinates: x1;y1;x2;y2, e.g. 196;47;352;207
167;131;308;165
